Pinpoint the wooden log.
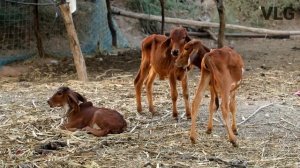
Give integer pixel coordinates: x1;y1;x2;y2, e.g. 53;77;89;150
165;32;290;39
59;3;88;82
112;7;300;35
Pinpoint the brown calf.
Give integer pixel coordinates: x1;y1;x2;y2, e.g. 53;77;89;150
47;87;127;137
176;42;244;147
134;27;192;119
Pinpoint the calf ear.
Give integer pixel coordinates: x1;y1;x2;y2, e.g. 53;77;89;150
74;92;87;103
161;37;171;51
68;92;79;104
67;92;80;112
185;35;191;42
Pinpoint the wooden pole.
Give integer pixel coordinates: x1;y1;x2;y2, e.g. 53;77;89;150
59;3;88;82
112;7;300;35
159;0;165;35
169;32;290;39
33;0;45;57
215;0;225;48
105;0;117;47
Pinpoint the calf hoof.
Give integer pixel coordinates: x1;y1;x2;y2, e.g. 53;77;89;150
186;114;191;119
137;106;142;113
233;129;238;135
190;136;196;144
149;106;156;113
172;112;178;119
230;140;239;148
151;111;159;116
206;128;212;134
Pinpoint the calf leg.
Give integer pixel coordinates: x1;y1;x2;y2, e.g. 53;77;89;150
82;126;110;137
230;91;238;135
60;119;82;131
134;61;150;113
146;68;157;114
190;71;211;144
220;84;238;147
181;74;191;119
169;74;178;119
206;86;217;134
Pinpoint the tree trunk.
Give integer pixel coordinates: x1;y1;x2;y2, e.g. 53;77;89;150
33;0;45;57
159;0;165;35
112;7;300;35
215;0;225;48
106;0;117;47
59;3;88;82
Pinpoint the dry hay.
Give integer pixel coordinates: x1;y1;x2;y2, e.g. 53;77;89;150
0;64;299;168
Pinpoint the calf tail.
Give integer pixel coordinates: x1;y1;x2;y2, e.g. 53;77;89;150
203;55;219;111
134;68;141;86
215;96;219;111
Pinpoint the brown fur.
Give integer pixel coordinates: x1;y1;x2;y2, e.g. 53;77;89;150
175;39;210;69
47;87;127;137
176;42;244;147
134;27;192;120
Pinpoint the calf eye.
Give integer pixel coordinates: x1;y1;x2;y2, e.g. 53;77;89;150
57;92;63;96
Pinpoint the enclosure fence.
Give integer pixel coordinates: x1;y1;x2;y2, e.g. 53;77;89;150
0;0;35;66
0;0;129;66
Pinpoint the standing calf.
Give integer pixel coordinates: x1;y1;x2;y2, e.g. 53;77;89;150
134;27;192;120
47;87;127;137
176;40;244;147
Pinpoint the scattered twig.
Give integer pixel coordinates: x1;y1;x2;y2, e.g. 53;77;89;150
212;117;220;123
238;103;274;125
161;113;170;120
130;121;139;133
31;100;36;108
278;123;300;134
107;74;133;79
96;69;123;79
280;118;299;129
261;147;265;159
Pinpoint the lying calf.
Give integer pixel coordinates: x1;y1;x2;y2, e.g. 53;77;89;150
47;87;127;137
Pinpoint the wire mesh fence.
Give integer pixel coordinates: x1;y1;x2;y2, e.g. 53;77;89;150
0;0;35;66
0;0;129;66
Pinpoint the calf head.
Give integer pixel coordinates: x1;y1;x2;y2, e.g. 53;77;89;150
175;40;208;68
47;87;87;111
162;27;191;57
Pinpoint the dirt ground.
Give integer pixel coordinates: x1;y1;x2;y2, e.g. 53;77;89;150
0;38;299;167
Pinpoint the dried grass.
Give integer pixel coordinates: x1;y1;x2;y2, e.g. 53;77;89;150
0;46;299;168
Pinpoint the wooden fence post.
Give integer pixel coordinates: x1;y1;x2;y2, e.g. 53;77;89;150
159;0;165;35
59;2;88;82
106;0;117;47
33;0;45;57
